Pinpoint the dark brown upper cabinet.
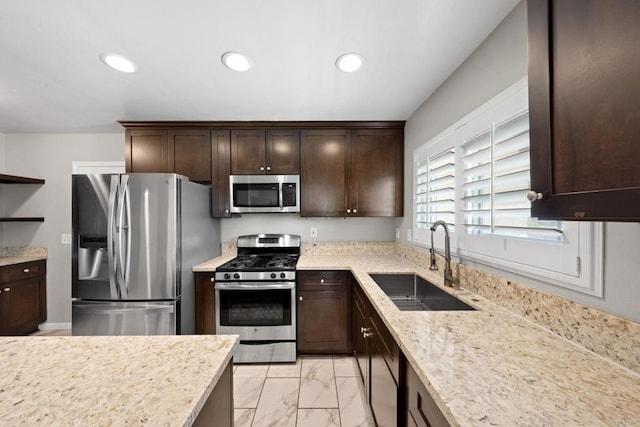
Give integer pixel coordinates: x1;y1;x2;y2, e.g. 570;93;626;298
528;0;640;221
126;129;171;173
169;130;212;184
301;128;403;217
301;129;349;217
211;130;232;218
231;129;300;175
125;129;212;184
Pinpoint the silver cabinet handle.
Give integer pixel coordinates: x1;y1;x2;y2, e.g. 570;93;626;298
3;288;10;292
266;166;271;171
260;166;265;171
320;278;325;284
210;278;214;283
346;209;351;214
527;191;543;201
23;268;30;273
363;331;373;339
353;209;357;214
299;296;303;301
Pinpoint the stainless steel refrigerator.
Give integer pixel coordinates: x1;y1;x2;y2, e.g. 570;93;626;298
71;173;220;335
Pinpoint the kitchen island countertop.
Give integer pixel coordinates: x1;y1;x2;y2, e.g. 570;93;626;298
0;335;238;426
195;252;640;426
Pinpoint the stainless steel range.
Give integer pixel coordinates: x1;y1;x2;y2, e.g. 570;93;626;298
215;234;300;363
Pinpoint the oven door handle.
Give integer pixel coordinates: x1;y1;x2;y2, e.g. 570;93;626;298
214;282;295;290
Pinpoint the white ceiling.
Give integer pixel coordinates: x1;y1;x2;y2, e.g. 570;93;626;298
0;0;519;134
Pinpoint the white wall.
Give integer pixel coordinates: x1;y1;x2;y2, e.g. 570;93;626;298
399;1;640;323
2;133;124;325
221;214;397;243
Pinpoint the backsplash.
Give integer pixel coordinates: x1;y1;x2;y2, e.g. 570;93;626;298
301;241;396;256
394;243;640;375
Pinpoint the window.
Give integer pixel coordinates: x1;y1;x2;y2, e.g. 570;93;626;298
413;78;603;296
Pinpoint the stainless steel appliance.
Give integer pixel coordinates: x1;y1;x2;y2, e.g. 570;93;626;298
72;173;220;336
229;175;300;213
215;234;300;363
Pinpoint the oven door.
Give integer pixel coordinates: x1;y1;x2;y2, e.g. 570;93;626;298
215;282;296;340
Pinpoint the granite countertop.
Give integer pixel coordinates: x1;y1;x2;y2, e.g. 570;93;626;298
194;253;640;426
0;255;47;267
0;335;238;426
0;247;47;267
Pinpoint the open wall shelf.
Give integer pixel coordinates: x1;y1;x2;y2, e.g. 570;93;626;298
0;174;45;184
0;174;45;222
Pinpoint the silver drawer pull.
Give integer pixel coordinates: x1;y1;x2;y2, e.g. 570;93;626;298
23;268;30;273
3;288;10;292
320;278;325;284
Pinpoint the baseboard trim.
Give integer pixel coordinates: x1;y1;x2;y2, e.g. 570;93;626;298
39;322;72;330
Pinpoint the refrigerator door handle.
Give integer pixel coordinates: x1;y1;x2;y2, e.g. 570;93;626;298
117;175;130;298
107;176;120;299
122;175;132;298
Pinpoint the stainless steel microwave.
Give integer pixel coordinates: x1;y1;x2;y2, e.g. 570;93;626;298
229;175;300;213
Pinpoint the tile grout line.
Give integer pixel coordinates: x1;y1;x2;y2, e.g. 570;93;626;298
333;357;344;427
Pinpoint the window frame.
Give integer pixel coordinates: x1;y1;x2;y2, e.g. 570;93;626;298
412;78;603;297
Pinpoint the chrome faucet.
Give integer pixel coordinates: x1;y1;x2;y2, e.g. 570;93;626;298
429;220;455;287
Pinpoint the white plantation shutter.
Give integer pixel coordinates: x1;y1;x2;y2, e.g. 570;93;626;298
412;78;603;296
416;148;455;231
461;112;562;242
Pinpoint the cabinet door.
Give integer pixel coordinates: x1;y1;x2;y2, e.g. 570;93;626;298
352;281;369;388
266;130;300;174
301;129;348;216
231;130;266;174
169;130;212;184
406;362;450;427
528;0;640;220
297;271;350;354
369;328;398;427
194;273;216;334
126;129;170;173
349;129;403;217
211;130;232;218
0;276;46;335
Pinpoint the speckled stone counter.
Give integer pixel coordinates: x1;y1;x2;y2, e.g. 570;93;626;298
0;335;238;426
194;250;640;425
0;246;47;267
296;254;640;426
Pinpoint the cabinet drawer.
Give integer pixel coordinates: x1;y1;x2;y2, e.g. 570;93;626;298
0;260;46;284
407;362;449;427
369;306;401;383
298;270;348;291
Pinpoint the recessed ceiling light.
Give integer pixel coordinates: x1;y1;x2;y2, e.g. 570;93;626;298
99;53;137;73
221;52;253;72
336;53;364;73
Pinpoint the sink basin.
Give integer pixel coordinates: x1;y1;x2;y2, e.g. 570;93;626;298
369;273;476;311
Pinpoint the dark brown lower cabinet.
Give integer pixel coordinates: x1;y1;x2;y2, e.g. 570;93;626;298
352;278;404;427
0;260;47;335
193;359;233;427
406;362;450;427
297;271;351;354
194;272;216;334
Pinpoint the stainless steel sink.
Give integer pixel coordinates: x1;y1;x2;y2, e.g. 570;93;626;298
369;273;476;311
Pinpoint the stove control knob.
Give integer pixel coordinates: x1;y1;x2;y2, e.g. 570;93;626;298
270;273;277;279
224;273;231;280
233;273;240;279
280;272;286;279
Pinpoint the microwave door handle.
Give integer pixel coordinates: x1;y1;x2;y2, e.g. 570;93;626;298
107;176;120;299
279;183;284;211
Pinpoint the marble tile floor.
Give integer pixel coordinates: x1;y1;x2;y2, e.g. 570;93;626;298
27;332;374;426
233;356;374;427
